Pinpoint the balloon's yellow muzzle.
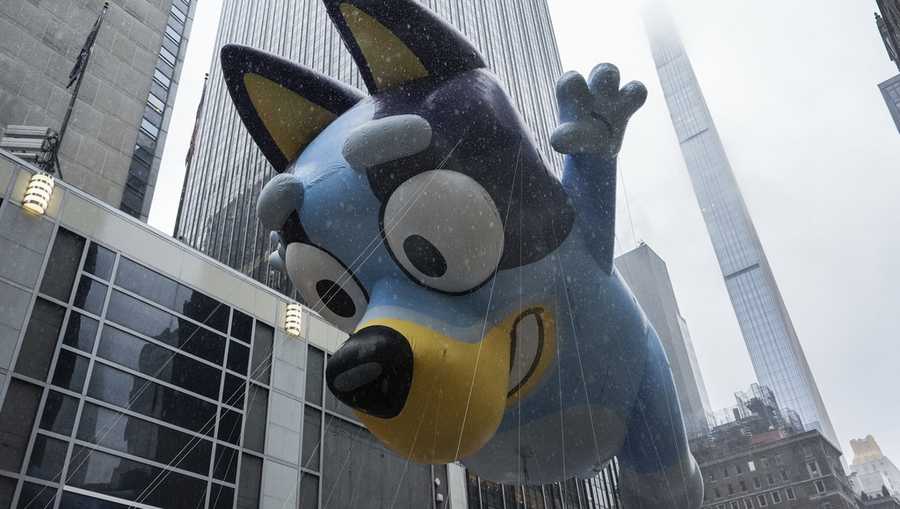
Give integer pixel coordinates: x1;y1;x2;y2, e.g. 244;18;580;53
347;307;555;464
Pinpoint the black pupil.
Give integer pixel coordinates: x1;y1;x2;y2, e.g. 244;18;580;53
403;235;447;278
316;280;356;318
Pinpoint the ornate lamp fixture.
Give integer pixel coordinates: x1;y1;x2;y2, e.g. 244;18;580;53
22;173;55;215
285;303;303;338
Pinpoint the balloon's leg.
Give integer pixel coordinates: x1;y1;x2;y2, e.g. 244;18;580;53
616;335;704;509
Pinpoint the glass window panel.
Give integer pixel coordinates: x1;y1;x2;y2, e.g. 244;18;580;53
73;277;108;315
40;228;85;301
160;46;177;67
77;402;212;476
321;418;432;508
68;446;206;509
115;259;229;333
106;290;225;364
505;484;526;509
300;473;318;509
87;363;216;435
15;298;65;380
165;25;182;44
143;106;162;126
83;243;115;280
302;406;322;471
222;374;246;409
466;472;481;508
51;350;89;392
62;312;98;352
161;37;179;61
17;482;54;509
26;435;67;481
237;454;262;509
306;347;324;406
250;322;273;384
40;390;78;436
210;484;234;509
60;491;131;508
97;326;221;399
227;341;250;375
525;485;546;509
0;380;41;471
140;118;159;139
243;384;267;453
213;445;238;483
218;408;242;446
230;310;252;343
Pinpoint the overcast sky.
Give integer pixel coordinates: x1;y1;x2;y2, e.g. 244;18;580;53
149;0;900;461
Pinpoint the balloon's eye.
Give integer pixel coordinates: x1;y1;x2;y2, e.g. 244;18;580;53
285;243;368;333
382;170;505;294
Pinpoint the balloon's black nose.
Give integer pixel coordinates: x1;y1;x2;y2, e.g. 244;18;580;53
325;326;413;419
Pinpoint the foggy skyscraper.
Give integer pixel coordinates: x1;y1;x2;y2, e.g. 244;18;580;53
642;2;840;448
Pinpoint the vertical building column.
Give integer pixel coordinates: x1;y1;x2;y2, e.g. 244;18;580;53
260;320;307;508
447;463;470;509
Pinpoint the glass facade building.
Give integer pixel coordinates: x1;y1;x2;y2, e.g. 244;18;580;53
174;0;566;295
642;3;839;449
0;0;196;221
0;151;449;509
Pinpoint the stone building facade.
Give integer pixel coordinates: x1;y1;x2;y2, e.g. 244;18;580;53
0;0;196;220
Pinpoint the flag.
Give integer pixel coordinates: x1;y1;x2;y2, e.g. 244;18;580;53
67;2;109;89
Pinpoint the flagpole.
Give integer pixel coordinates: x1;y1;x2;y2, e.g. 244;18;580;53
43;1;110;178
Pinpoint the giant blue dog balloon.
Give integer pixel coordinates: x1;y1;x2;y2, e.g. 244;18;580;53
222;0;703;506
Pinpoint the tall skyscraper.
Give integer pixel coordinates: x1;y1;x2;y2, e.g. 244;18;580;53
175;0;565;294
615;243;711;439
876;0;900;132
642;2;840;448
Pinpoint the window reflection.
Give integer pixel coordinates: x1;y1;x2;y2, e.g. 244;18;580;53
51;350;89;392
40;391;78;436
26;435;67;481
77;403;212;476
87;363;216;435
63;312;99;352
84;243;116;280
68;446;207;509
115;258;229;333
73;276;108;316
106;290;225;364
97;325;222;399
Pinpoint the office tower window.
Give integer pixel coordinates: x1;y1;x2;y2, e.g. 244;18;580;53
122;0;193;218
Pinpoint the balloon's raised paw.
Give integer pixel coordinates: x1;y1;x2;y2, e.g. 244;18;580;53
552;63;647;158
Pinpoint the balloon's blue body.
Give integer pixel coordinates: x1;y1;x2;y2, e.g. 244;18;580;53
221;1;703;506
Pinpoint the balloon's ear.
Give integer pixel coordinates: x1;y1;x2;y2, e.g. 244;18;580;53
322;0;485;93
221;44;364;171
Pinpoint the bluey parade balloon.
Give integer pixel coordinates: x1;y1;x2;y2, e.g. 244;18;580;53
221;1;703;506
